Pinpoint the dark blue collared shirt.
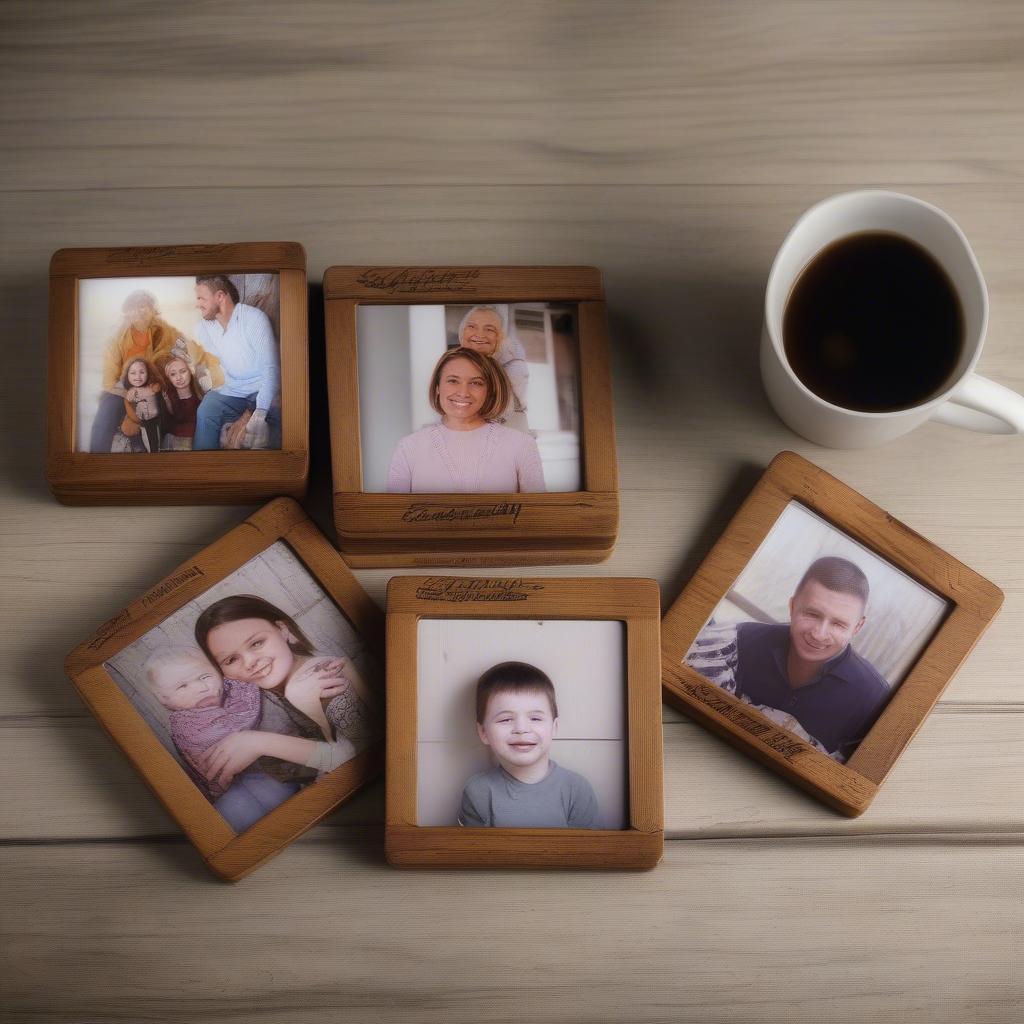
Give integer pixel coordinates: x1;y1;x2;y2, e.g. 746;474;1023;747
734;622;890;760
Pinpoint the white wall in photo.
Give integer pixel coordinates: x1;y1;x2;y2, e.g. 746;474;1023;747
416;618;628;829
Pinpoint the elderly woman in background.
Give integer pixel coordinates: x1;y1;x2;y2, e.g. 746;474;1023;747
387;347;546;493
89;289;220;453
457;304;530;433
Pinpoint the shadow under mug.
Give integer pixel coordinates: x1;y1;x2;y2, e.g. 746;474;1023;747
761;190;1024;448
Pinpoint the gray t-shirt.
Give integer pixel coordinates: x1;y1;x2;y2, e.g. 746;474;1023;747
459;761;600;829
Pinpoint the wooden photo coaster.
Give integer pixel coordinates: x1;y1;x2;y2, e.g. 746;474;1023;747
65;498;384;880
385;576;663;869
324;266;618;567
661;451;1003;816
47;242;308;505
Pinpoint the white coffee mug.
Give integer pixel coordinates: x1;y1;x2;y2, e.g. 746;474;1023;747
761;190;1024;448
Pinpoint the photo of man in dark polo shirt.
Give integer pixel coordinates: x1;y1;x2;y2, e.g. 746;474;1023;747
687;556;890;762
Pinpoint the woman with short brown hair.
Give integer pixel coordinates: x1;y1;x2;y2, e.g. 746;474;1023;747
387;347;546;493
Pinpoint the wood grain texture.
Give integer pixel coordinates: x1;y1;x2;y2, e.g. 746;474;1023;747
1;1;1021;1019
3;1;1023;189
2;841;1020;1024
3;708;1020;842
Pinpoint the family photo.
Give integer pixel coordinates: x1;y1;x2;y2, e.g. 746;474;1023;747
105;542;380;833
77;272;282;453
416;618;627;830
684;501;950;763
356;302;582;493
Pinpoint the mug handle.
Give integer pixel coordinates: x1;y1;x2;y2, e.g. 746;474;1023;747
929;373;1024;435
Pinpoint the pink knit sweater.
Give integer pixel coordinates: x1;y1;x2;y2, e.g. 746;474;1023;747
169;677;262;797
387;422;546;493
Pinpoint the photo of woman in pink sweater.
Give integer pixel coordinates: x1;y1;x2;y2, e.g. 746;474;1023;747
386;347;547;493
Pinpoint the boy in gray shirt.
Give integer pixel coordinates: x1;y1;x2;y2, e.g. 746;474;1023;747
459;661;599;829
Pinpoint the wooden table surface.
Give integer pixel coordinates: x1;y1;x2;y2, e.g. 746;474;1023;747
2;3;1021;1021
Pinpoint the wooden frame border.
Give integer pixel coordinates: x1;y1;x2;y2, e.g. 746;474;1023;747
323;266;618;567
385;576;663;868
661;451;1003;816
47;242;309;505
64;497;384;881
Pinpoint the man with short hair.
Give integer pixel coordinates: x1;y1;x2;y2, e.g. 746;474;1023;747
686;556;890;761
192;274;281;450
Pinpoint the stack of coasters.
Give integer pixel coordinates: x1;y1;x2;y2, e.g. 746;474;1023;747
323;265;619;567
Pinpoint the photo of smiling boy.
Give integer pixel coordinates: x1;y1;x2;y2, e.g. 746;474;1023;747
459;662;599;829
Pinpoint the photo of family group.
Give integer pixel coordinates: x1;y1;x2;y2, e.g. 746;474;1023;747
76;273;282;453
356;302;582;493
684;501;950;763
104;542;380;833
416;618;627;830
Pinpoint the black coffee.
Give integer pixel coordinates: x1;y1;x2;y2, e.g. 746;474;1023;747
783;232;963;412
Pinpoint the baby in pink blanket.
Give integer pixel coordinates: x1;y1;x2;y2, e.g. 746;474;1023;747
143;646;263;798
143;645;362;832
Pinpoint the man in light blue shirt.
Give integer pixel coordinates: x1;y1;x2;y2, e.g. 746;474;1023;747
192;274;281;450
